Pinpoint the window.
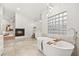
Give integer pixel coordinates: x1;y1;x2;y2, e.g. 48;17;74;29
48;11;67;35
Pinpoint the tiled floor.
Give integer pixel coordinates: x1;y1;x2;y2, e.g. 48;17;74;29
3;37;79;56
3;38;44;56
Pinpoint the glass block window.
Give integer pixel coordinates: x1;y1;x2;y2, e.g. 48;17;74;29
48;11;67;35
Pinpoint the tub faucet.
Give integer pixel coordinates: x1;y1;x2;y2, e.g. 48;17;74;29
69;28;78;56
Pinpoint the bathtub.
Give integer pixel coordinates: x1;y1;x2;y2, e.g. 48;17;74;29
36;37;50;51
37;37;74;56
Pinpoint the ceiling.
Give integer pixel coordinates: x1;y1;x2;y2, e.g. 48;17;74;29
1;3;48;21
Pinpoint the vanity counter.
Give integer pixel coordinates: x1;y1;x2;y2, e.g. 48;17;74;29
4;35;15;40
0;35;3;55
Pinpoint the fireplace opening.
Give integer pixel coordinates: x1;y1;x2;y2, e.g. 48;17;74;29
15;28;25;36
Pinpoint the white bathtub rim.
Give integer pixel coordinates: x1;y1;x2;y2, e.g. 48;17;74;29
37;37;74;50
44;41;74;50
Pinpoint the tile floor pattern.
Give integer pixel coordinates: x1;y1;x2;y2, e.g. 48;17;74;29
3;38;44;56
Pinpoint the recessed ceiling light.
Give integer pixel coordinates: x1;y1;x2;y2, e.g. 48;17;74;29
17;8;21;11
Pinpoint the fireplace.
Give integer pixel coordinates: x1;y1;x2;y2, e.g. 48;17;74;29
15;28;25;36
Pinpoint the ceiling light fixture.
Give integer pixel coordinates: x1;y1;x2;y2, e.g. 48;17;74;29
17;8;21;11
47;3;53;9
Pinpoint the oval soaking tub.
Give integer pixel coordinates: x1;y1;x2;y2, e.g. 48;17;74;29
36;37;50;51
43;40;74;56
